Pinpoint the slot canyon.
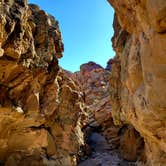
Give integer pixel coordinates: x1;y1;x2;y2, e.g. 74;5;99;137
0;0;166;165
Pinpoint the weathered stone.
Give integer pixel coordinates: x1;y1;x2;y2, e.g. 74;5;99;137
0;1;86;165
72;61;112;129
108;0;166;165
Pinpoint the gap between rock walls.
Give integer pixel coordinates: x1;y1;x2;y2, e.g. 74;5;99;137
71;62;143;166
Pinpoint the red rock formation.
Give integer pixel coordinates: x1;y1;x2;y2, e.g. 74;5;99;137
73;62;112;128
0;1;86;165
108;0;166;165
73;61;144;162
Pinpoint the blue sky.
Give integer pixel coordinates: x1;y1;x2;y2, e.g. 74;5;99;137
28;0;115;72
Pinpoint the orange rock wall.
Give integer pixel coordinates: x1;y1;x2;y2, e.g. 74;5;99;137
0;1;86;165
74;62;144;162
108;0;166;165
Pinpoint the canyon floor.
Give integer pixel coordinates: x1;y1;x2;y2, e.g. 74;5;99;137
78;131;136;166
77;97;136;166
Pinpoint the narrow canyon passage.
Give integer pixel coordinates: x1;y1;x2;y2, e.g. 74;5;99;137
0;0;166;165
69;62;137;166
78;120;136;166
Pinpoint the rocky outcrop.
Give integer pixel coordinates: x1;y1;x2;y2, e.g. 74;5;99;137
1;0;166;165
108;0;166;165
73;62;112;130
0;1;86;165
73;61;144;162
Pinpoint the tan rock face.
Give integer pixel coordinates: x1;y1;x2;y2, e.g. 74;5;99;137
73;61;144;162
73;62;112;127
108;0;166;165
0;1;86;165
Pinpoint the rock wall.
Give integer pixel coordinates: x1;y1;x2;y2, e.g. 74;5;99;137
73;62;112;129
1;0;166;165
108;0;166;165
73;61;144;162
0;1;86;165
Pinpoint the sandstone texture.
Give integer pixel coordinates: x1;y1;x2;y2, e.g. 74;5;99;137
1;0;166;165
73;62;112;130
108;0;166;165
0;1;86;165
73;62;144;162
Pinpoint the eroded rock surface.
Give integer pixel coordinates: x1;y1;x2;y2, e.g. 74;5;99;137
0;1;86;165
108;0;166;165
1;0;166;165
73;62;144;163
73;62;112;135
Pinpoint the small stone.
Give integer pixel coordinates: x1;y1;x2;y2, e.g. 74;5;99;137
0;47;4;57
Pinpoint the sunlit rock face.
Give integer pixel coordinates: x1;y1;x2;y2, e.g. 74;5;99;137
108;0;166;165
62;62;112;132
0;1;86;165
72;62;144;162
73;62;112;128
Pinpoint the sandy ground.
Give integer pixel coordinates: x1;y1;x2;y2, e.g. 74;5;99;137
78;132;136;166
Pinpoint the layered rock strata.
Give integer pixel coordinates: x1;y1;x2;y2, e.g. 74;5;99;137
73;61;144;162
108;0;166;165
0;1;86;165
73;62;112;132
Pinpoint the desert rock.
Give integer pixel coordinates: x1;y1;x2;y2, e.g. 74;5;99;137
0;1;86;165
108;0;166;165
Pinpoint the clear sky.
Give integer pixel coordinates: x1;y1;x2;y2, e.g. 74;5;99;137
28;0;115;72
